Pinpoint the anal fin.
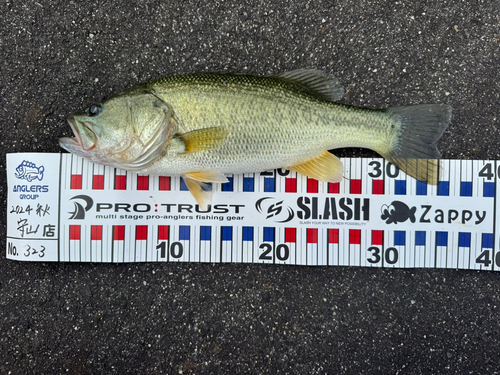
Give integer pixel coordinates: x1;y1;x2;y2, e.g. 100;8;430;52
288;151;343;182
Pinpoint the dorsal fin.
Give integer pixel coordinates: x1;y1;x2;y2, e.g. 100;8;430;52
277;69;345;102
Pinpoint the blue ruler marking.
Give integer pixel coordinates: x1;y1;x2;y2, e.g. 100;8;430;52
243;177;254;192
221;177;234;192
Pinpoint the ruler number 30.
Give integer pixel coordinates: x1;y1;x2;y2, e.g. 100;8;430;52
368;161;400;179
367;246;399;265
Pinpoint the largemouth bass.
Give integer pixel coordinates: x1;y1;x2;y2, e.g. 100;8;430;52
59;70;451;208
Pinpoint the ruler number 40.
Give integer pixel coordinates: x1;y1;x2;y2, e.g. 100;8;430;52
478;163;499;180
475;250;500;268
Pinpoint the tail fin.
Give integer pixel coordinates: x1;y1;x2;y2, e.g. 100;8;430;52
381;104;451;185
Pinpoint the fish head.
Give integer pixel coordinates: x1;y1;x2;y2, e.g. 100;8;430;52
59;91;175;170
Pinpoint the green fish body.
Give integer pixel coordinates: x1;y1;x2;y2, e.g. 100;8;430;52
60;70;451;207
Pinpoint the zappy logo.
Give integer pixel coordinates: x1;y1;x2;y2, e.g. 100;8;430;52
69;195;94;220
255;197;295;223
381;200;487;225
381;201;416;224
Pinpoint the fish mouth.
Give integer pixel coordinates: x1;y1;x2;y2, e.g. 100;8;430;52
59;116;97;151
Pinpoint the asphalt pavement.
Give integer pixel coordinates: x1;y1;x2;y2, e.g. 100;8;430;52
1;1;500;374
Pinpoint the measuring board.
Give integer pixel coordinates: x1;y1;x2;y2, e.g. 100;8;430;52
6;152;500;270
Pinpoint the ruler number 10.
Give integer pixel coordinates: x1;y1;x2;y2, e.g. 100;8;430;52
157;241;183;259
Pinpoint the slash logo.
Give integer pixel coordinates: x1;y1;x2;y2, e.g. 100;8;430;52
255;197;294;223
381;201;416;224
69;195;94;219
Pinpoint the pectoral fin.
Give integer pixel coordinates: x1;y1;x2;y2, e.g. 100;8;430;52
177;127;228;153
288;151;343;182
182;175;213;210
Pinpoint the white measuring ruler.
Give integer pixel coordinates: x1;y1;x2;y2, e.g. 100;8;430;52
6;152;499;270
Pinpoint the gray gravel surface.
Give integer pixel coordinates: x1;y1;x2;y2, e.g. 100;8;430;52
2;1;500;374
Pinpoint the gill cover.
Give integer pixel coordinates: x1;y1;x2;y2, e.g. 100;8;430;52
60;91;175;171
111;91;176;171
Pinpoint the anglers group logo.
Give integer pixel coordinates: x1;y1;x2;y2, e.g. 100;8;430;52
15;160;45;182
69;195;94;220
381;201;416;224
255;197;294;223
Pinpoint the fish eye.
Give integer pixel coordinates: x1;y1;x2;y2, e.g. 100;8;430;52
88;104;102;117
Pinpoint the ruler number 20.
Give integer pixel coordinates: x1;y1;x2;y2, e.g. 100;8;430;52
259;243;290;261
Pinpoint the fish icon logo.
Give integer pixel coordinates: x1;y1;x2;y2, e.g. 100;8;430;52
381;201;416;224
69;195;94;220
15;160;45;182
